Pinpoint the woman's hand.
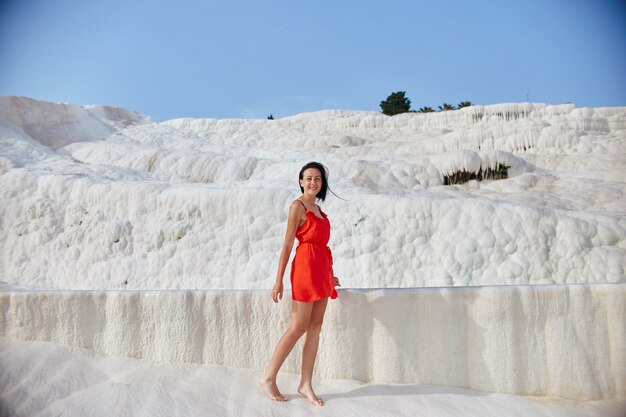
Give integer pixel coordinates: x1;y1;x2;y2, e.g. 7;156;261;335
272;282;284;303
334;276;341;287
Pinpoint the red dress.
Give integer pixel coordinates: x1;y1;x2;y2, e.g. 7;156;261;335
290;202;338;302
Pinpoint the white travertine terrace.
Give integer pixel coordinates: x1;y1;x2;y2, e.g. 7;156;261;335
1;284;623;401
1;97;625;290
1;96;625;413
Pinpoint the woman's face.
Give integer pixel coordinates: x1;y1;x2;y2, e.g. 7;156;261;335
300;168;323;198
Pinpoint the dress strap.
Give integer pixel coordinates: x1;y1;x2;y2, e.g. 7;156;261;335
297;200;324;218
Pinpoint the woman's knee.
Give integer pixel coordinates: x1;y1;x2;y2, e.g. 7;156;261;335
307;317;324;333
288;322;308;338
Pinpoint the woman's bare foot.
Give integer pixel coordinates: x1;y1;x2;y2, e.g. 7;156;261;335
260;378;288;402
298;383;324;406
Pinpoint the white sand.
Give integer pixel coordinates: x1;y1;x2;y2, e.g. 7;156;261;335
1;339;623;417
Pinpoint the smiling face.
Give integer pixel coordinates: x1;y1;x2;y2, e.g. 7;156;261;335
299;168;323;199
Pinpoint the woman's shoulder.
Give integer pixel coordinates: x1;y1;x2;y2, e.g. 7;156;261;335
290;199;307;212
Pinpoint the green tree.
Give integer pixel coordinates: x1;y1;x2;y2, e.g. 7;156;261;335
380;91;411;116
438;103;456;111
458;101;472;108
418;106;434;113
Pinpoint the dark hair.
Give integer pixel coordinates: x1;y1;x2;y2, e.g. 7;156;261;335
299;161;329;201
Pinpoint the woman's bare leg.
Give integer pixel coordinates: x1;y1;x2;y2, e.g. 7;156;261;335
298;297;328;406
261;300;314;401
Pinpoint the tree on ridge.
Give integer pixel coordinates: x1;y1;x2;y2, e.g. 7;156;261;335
438;103;456;111
380;91;411;116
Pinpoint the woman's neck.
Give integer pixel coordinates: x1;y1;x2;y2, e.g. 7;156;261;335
300;196;317;205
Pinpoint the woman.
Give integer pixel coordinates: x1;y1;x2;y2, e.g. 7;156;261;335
260;162;340;406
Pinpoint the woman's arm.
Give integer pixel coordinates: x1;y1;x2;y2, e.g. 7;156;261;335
272;201;305;302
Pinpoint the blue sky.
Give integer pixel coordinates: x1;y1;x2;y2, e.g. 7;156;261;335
1;0;625;120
